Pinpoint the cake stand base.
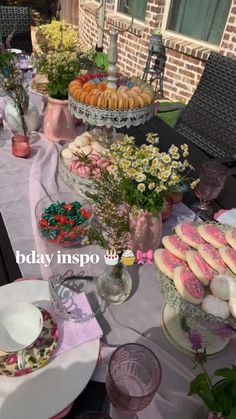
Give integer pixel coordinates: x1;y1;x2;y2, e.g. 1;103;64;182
161;304;230;357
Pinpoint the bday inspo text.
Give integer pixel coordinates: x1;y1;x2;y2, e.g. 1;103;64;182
15;250;100;267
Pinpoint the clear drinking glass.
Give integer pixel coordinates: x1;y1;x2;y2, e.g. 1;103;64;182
106;343;162;414
192;161;229;214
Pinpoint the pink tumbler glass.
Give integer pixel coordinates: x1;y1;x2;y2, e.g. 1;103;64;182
106;343;162;414
12;133;30;158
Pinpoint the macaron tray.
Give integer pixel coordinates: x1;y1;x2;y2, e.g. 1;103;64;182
155;221;236;329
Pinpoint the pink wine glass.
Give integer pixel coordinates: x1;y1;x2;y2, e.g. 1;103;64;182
106;343;162;415
192;161;229;214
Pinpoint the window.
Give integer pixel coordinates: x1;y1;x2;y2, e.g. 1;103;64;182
166;0;232;45
118;0;147;22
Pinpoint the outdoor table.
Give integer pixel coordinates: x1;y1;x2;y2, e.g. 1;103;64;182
0;92;236;419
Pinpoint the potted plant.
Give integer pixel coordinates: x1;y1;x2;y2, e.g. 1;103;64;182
36;20;80;53
33;50;82;141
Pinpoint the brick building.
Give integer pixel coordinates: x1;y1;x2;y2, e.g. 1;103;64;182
78;0;236;102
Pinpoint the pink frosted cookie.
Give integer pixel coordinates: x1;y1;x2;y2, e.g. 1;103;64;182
197;224;227;249
225;229;236;250
186;250;214;286
173;266;204;304
162;235;191;261
175;223;204;249
154;249;186;280
198;243;226;274
219;246;236;274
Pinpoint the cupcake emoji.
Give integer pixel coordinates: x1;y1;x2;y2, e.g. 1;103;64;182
121;250;135;266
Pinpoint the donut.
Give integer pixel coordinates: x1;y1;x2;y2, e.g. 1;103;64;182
228;298;236;318
210;274;236;300
197;224;227;249
219;246;236;274
202;295;230;320
225;228;236;249
175;223;204;248
162;235;191;261
198;243;226;274
154;248;186;280
173;266;204;304
186;250;214;286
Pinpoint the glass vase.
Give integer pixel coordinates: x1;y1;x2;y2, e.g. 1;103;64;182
96;263;132;305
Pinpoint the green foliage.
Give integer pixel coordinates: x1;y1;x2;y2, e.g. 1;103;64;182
189;366;236;417
0;51;16;75
94;52;108;71
32;51;81;100
36;20;80;53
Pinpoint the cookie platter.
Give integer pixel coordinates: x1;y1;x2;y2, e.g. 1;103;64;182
155;221;236;356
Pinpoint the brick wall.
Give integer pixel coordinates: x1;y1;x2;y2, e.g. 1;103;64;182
78;0;236;103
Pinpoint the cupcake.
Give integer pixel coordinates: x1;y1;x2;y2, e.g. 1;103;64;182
121;250;135;266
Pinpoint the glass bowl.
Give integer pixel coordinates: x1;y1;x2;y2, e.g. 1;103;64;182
35;192;92;248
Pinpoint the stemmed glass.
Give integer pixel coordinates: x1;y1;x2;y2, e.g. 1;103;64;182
191;161;229;216
106;343;162;418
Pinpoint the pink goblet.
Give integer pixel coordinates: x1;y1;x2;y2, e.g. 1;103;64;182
192;161;229;214
106;343;162;414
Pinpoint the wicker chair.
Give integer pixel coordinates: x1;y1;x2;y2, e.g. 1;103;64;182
175;52;236;158
0;5;32;54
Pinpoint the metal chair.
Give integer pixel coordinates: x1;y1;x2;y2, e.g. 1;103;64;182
175;52;236;158
0;5;32;54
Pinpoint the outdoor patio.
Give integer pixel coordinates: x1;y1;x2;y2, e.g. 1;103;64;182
0;1;236;419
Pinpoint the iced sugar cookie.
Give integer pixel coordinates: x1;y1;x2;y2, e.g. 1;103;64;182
197;224;227;249
186;250;214;286
210;274;236;300
225;228;236;250
228;298;236;318
175;223;204;249
162;235;191;261
154;249;186;280
219;246;236;274
173;266;204;304
202;295;230;320
198;243;226;274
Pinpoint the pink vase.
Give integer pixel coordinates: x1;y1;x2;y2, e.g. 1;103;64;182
43;97;77;142
129;210;162;254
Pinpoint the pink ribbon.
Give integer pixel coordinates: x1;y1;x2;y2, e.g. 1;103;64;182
136;249;154;264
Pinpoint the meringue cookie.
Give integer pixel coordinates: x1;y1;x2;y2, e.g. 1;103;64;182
228;298;236;318
210;274;236;300
68;143;80;153
80;145;92;156
74;136;90;147
61;148;74;159
202;295;230;320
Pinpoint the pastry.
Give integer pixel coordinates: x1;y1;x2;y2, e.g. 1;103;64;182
173;266;204;304
219;246;236;274
175;223;204;248
197;224;227;249
225;228;236;249
210;274;236;300
202;295;230;320
228;298;236;318
162;235;191;261
198;243;226;274
121;250;135;266
154;248;186;280
186;250;214;286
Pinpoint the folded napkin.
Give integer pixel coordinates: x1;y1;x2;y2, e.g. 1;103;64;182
44;292;103;357
215;208;236;227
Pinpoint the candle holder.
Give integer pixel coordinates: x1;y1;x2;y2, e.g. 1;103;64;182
12;133;30;158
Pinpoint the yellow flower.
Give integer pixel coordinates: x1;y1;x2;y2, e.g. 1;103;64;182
181;144;188;151
137;183;146;192
183;160;190;168
172;175;180;184
169;145;179;156
120;159;131;169
183;151;189;157
142;158;149;166
171;161;178;169
127;168;137;177
148;182;155;190
190;179;200;189
135;173;146;182
172;152;180;160
161;154;171;164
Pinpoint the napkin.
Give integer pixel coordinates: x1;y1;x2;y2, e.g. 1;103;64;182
215;208;236;227
44;291;103;357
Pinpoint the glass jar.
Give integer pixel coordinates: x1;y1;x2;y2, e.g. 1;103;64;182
12;133;30;158
96;264;132;305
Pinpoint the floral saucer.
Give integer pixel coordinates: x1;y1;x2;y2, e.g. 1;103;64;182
0;308;59;377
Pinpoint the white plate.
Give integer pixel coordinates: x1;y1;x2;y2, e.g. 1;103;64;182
0;280;100;419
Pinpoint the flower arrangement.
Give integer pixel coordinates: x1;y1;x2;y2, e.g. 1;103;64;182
109;133;199;216
32;51;82;100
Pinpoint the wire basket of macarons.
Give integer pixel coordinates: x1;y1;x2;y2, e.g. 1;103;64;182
35;192;92;247
154;221;236;332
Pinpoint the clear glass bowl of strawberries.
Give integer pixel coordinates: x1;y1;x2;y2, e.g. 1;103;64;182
35;192;92;247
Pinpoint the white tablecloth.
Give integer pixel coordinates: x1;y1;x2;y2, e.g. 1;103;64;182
0;95;235;419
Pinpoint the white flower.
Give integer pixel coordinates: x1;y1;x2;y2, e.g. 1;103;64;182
135;173;146;182
148;182;155;190
137;183;146;192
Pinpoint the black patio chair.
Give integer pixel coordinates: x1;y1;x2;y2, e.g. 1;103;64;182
0;5;32;54
175;52;236;158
